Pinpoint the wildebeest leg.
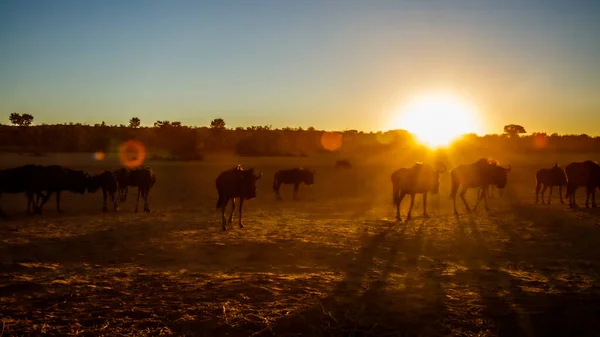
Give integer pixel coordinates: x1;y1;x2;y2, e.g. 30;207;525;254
111;191;118;211
221;198;229;231
570;186;578;208
585;186;591;208
559;185;565;204
275;182;282;200
395;192;406;221
102;188;108;212
228;198;236;225
135;188;141;212
540;185;547;204
459;186;471;213
422;193;429;218
548;186;554;204
56;191;62;213
406;194;415;220
293;183;300;200
238;198;245;228
143;188;150;212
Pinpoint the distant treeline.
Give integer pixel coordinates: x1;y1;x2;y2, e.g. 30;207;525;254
1;118;599;159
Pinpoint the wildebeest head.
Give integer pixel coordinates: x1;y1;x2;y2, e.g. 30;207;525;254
490;164;511;189
240;168;263;199
302;168;315;185
66;169;89;194
430;163;447;194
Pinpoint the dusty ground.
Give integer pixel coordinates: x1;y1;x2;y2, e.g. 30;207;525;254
1;152;600;336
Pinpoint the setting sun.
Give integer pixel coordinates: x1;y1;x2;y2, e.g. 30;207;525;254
391;93;483;148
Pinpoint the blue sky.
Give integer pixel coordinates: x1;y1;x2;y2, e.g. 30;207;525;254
1;0;599;134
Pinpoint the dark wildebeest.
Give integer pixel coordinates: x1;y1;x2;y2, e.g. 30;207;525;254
216;165;263;231
35;166;89;213
273;168;315;200
565;161;600;208
450;158;511;214
87;170;119;212
113;167;156;212
391;162;446;221
113;168;130;202
535;164;567;204
0;164;45;216
335;160;352;169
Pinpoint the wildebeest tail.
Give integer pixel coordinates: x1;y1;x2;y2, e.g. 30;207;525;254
450;170;459;199
216;194;227;209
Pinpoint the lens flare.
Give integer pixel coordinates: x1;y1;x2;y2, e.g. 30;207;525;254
119;140;146;168
320;132;343;151
93;151;106;161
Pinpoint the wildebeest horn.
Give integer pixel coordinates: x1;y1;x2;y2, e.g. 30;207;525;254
505;165;512;172
255;172;263;179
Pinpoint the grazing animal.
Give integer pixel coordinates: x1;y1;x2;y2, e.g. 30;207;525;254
129;167;156;212
87;171;119;212
535;164;567;204
335;160;352;169
0;164;45;215
273;168;315;200
565;161;600;208
391;162;446;221
34;166;89;213
113;168;130;202
216;165;263;231
450;159;511;214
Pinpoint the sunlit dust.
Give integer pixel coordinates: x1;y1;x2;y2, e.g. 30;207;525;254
390;92;483;148
533;134;549;149
320;132;343;151
93;151;106;161
119;140;146;168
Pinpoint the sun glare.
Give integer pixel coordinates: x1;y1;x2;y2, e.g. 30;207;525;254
391;92;482;148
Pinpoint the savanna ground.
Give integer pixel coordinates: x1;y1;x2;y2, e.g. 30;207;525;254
1;150;600;336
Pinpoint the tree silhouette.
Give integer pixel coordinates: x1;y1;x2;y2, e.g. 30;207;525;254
129;117;141;128
210;118;226;130
9;113;34;126
503;124;526;138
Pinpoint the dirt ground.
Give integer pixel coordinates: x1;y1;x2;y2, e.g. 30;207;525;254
1;152;600;336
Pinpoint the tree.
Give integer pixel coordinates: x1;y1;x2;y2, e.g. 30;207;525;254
9;112;34;126
129;117;141;128
503;124;526;138
210;118;226;130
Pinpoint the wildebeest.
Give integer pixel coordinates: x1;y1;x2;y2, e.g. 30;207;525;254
34;166;89;213
112;167;156;212
450;158;511;214
335;160;352;169
216;165;263;231
113;168;130;202
391;162;446;221
0;164;45;215
273;167;315;200
565;160;600;208
535;164;568;204
87;170;119;212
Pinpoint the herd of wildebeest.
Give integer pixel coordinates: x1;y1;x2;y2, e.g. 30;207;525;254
0;158;599;230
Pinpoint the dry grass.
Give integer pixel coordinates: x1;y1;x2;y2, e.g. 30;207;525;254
1;152;600;336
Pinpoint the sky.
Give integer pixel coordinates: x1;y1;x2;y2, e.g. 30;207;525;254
1;0;599;135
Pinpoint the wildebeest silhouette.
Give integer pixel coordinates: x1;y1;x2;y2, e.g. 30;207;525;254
87;170;119;212
113;168;130;202
0;164;45;215
391;162;446;221
535;164;567;204
34;166;89;214
273;168;315;200
113;167;156;212
216;165;263;231
565;160;600;208
450;158;511;214
334;160;352;169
